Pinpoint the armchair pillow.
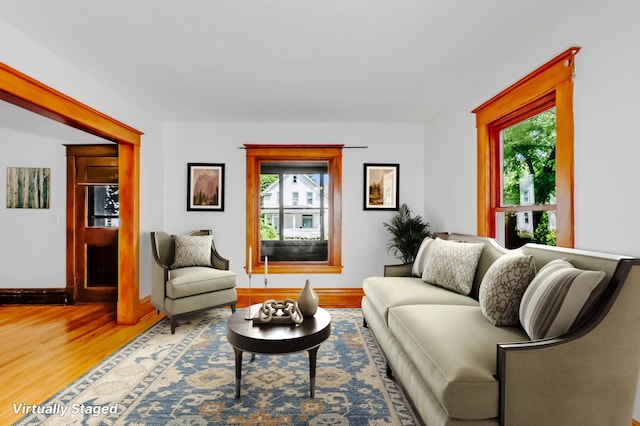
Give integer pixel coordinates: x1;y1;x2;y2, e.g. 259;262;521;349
519;258;606;340
171;234;213;269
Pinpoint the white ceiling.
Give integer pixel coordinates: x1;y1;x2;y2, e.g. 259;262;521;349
1;0;575;125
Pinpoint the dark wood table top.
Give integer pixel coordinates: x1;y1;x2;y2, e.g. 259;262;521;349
227;305;331;354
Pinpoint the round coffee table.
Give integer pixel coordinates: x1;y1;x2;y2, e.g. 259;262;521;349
226;305;331;398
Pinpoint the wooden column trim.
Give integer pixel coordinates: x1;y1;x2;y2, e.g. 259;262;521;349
0;61;143;325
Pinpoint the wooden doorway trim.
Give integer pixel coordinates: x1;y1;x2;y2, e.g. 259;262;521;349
0;61;143;325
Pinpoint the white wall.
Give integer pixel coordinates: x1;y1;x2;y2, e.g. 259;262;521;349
422;1;640;418
0;128;66;287
0;17;164;297
424;2;640;257
162;122;425;288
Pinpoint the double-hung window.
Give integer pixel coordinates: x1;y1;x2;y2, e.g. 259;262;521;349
473;47;580;248
245;144;343;274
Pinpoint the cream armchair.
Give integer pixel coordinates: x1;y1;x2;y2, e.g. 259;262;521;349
150;230;237;333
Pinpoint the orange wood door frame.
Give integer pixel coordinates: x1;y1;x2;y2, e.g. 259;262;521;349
0;61;143;325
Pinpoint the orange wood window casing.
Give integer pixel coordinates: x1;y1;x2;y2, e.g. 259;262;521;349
0;61;143;325
472;46;580;248
245;144;343;274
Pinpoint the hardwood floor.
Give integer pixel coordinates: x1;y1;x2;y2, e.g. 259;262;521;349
0;294;362;424
0;304;162;425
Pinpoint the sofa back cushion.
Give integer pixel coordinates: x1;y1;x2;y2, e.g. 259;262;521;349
422;237;484;295
519;258;606;339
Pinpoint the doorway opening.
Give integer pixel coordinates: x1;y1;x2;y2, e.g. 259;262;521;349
67;144;119;304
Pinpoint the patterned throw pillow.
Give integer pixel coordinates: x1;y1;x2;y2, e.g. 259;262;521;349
411;237;434;277
519;259;606;340
422;238;484;295
479;254;536;326
171;234;213;269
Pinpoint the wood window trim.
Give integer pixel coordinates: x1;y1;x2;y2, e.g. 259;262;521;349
473;46;580;248
245;144;343;274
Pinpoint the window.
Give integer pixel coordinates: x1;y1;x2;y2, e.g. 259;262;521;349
473;47;580;248
245;144;343;274
87;185;119;227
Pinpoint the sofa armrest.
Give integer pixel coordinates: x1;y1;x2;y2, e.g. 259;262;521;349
383;262;413;277
497;259;640;425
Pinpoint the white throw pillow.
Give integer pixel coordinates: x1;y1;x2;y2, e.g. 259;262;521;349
412;237;434;277
519;259;606;340
422;238;484;295
172;234;213;269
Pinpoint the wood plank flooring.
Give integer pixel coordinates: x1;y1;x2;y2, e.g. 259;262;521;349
0;304;162;425
0;295;362;425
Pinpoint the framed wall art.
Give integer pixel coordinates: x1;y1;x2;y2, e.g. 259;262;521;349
187;163;225;211
363;163;399;211
6;167;50;209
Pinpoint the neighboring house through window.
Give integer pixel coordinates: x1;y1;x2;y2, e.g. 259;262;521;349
473;47;579;249
245;144;343;274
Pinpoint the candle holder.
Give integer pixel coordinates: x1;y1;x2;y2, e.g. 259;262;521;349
264;276;268;303
244;271;253;320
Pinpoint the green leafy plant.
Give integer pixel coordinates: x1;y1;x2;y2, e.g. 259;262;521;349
383;203;431;263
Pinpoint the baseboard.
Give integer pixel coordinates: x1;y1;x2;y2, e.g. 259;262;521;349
236;287;364;309
139;295;155;318
0;288;69;305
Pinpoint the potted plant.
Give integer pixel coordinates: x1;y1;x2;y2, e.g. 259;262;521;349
383;203;431;263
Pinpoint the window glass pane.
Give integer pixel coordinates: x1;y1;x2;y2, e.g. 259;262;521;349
259;165;329;261
496;210;557;249
500;108;556;207
88;185;119;227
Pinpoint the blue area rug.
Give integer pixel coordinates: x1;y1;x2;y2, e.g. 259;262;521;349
15;308;418;425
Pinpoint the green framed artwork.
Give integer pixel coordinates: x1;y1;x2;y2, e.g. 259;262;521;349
6;167;50;209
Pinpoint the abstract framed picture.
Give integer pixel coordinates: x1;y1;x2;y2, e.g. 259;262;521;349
363;163;399;211
6;167;50;209
187;163;225;211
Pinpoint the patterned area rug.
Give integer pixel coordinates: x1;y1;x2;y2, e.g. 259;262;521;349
15;309;418;425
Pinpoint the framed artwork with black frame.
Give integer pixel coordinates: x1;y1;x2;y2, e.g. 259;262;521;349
363;163;399;211
187;163;225;211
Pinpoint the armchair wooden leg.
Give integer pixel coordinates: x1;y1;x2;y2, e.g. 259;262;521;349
230;303;236;313
170;318;177;334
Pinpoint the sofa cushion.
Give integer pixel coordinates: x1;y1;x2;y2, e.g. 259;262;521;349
519;258;606;340
167;266;236;299
479;253;536;326
388;304;528;420
422;238;484;295
362;276;478;323
412;237;434;277
171;234;213;269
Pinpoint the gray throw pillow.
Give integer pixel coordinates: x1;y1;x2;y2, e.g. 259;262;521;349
479;254;536;326
422;238;484;295
519;259;606;340
171;234;213;269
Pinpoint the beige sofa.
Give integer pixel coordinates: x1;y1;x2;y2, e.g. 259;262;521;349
361;232;640;426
